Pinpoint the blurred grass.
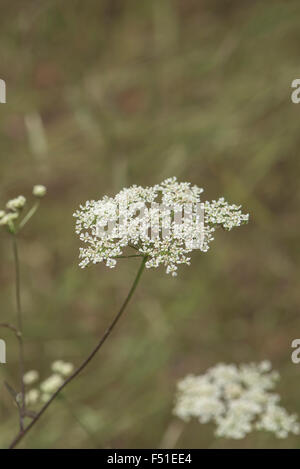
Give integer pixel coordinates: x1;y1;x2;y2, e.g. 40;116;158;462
1;0;300;448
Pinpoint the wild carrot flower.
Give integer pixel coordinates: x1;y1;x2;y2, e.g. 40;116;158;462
174;361;300;439
74;177;249;276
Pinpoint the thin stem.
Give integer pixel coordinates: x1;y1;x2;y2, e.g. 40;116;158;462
18;202;39;231
9;256;148;449
0;323;21;339
1;323;24;409
12;235;26;431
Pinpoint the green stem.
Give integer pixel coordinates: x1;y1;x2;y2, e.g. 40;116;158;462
18;202;39;231
12;235;26;431
9;256;148;449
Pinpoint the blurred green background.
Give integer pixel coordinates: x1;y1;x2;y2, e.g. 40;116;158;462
0;0;300;449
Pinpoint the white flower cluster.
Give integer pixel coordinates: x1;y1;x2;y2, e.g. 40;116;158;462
6;195;26;212
0;211;19;227
24;361;74;406
204;197;248;231
174;361;300;439
74;177;249;276
0;185;46;228
0;195;26;227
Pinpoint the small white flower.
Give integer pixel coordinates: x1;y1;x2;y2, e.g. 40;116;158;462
0;212;19;226
0;210;5;219
33;185;47;198
174;361;299;440
224;383;243;399
259;360;272;372
256;403;300;438
23;370;39;385
40;374;64;394
51;360;74;377
25;389;40;406
6;195;26;212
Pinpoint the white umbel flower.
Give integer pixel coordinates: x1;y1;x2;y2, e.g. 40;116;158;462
174;361;299;440
74;177;249;276
33;185;47;198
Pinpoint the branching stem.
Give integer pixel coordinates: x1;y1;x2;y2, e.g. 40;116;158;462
9;256;148;449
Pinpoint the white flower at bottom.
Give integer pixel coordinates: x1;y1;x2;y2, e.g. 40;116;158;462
23;370;39;385
51;360;74;376
25;389;40;406
40;374;64;394
22;360;75;406
174;361;299;440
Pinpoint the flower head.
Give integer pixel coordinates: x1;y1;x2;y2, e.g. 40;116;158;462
0;195;26;230
24;361;74;407
23;370;39;385
40;374;64;394
51;360;74;377
174;361;299;439
25;389;40;406
0;212;18;226
6;195;26;212
74;178;249;276
33;185;47;198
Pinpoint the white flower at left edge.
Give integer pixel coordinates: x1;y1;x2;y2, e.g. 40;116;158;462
6;195;26;212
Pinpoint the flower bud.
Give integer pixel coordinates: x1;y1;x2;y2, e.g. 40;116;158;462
33;185;47;198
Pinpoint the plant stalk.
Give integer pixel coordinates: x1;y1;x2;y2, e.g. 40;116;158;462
12;235;26;432
9;256;148;449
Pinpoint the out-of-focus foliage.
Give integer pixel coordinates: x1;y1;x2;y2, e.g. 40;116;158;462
0;0;299;449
